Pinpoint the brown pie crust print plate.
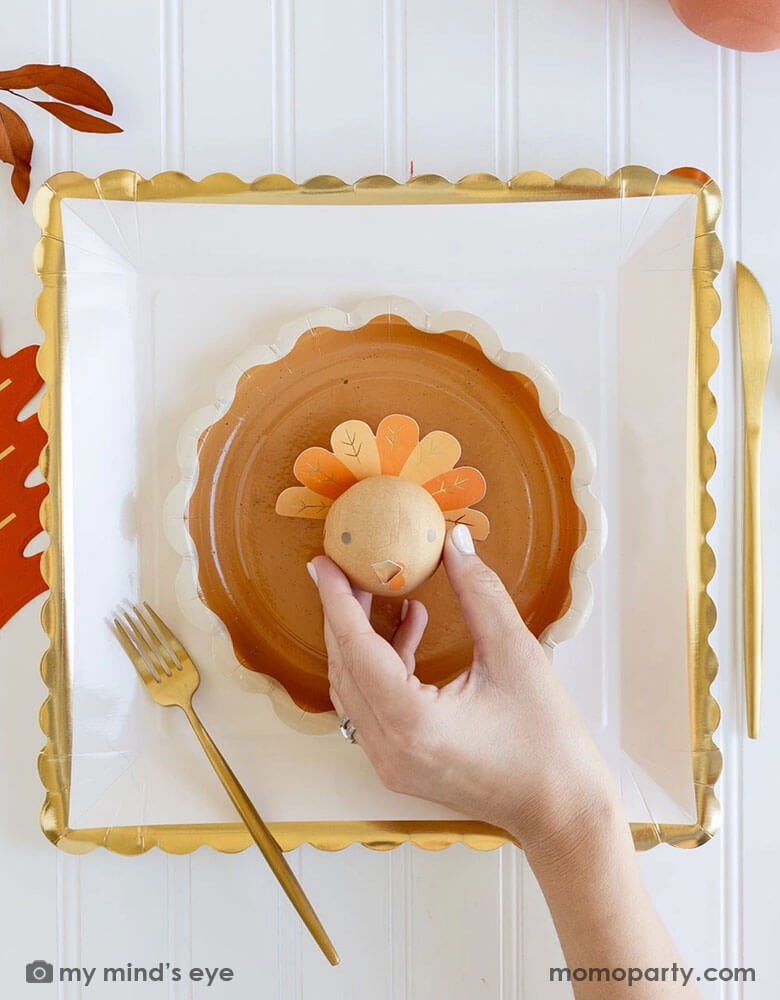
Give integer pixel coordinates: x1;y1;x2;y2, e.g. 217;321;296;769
168;300;604;732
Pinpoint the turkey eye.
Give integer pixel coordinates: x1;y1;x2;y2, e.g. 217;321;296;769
426;528;437;542
341;531;352;545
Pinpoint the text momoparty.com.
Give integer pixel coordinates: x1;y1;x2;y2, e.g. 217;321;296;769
54;964;234;987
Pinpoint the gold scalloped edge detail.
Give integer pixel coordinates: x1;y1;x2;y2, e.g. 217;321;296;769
34;166;722;855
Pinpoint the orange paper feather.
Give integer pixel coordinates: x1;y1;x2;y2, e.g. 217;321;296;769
279;413;490;541
376;414;419;475
293;447;357;500
423;467;487;511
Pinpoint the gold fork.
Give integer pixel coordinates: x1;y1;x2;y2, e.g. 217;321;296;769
114;603;339;966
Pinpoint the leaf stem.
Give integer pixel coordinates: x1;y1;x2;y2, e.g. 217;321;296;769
4;89;36;105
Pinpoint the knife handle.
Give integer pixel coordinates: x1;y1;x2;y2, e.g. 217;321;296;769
744;423;763;739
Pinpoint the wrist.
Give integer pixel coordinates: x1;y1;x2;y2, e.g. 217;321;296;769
511;775;628;878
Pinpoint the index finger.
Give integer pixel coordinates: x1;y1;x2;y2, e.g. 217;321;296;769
310;556;375;643
310;556;411;704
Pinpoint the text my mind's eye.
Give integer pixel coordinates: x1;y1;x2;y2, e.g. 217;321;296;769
341;531;352;545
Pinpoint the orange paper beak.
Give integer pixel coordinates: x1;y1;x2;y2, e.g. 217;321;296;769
371;560;406;591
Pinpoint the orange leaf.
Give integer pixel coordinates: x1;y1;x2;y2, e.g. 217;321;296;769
376;414;419;476
0;345;48;627
423;467;486;511
293;448;357;500
0;63;113;114
33;101;122;133
0;101;33;202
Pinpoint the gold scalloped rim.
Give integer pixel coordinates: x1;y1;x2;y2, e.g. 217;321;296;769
34;166;722;855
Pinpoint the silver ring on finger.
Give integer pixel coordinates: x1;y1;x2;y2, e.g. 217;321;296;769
339;715;358;744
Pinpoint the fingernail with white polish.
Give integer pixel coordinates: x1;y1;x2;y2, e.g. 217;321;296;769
400;599;409;622
452;523;475;555
306;561;318;584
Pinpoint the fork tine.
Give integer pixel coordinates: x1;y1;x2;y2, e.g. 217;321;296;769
142;602;191;666
122;611;167;679
114;618;159;685
132;603;180;674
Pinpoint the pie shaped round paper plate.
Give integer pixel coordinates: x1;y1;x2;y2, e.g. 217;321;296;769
165;299;605;734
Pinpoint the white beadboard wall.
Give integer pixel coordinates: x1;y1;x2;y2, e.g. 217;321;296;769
1;1;778;997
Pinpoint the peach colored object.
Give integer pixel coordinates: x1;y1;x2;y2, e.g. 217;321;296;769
323;476;446;596
670;0;780;51
186;313;588;715
277;411;489;595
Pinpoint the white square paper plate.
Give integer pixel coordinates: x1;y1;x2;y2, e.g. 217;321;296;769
35;170;722;853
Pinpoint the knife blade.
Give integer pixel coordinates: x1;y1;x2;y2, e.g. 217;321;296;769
737;261;772;739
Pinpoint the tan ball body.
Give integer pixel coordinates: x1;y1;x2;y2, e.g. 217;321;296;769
323;476;446;596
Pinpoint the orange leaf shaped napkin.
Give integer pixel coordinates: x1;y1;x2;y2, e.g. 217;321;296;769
0;345;47;626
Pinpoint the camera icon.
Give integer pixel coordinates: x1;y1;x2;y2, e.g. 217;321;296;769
26;961;54;984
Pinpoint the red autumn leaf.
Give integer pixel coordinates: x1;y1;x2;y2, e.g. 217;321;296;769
0;101;33;202
0;344;48;627
33;100;122;134
0;63;119;201
0;63;113;114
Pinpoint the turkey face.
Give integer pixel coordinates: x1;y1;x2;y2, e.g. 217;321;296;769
323;476;446;596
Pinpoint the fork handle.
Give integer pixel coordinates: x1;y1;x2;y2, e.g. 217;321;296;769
182;704;339;965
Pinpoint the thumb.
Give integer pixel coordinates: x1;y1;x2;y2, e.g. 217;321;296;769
443;524;530;661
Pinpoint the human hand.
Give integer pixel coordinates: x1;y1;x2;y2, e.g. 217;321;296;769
308;524;620;858
310;531;701;999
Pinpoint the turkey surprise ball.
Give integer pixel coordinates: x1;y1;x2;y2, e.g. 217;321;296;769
322;475;446;596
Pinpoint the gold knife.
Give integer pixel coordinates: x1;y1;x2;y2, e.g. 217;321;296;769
737;262;772;738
